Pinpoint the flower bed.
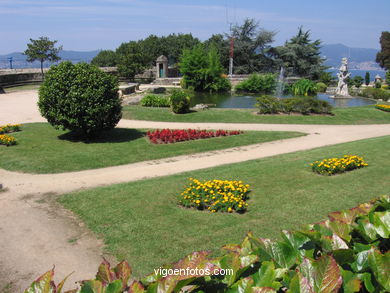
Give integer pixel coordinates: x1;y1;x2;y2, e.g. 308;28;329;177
311;155;368;175
146;129;243;144
178;178;250;213
375;104;390;112
0;123;21;134
0;134;17;146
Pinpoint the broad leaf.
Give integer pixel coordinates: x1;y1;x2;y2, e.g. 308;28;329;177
340;269;361;293
227;277;254;293
367;248;390;290
251;261;281;289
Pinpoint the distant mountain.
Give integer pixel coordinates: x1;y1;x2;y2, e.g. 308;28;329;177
320;44;382;70
0;50;100;69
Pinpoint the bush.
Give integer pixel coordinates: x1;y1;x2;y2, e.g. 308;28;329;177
255;95;280;114
316;82;327;93
27;195;390;293
38;62;121;137
235;73;276;94
178;178;250;213
290;78;318;96
256;96;332;115
375;81;382;88
360;87;390;100
140;94;170;107
169;89;191;114
311;155;368;175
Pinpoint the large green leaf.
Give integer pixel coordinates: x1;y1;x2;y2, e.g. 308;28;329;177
251;261;281;289
281;230;310;259
340;269;361;293
24;269;76;293
299;255;342;293
128;281;145;293
288;271;314;293
370;211;390;238
227;277;254;293
367;248;390;290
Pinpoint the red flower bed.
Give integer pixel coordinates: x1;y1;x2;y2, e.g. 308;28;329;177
146;129;243;144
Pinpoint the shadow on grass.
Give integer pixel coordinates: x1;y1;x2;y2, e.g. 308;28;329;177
58;128;146;144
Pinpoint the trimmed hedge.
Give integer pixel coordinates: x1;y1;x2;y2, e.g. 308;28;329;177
140;94;170;107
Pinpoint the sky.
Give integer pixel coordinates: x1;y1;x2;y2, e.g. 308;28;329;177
0;0;389;54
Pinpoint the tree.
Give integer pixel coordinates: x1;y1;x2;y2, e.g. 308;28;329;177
272;27;326;80
386;71;390;84
38;61;121;137
91;50;117;67
376;31;390;70
204;34;229;70
365;72;370;86
24;37;62;75
180;44;231;92
116;41;147;80
352;76;364;88
228;18;276;74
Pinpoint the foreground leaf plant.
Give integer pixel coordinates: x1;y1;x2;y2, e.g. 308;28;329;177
25;195;390;293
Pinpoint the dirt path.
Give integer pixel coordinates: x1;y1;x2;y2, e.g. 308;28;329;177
1;90;390;292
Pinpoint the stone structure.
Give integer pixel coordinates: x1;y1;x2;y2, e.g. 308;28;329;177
374;74;382;84
156;55;168;78
335;57;351;97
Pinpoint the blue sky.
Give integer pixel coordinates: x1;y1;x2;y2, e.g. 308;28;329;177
0;0;389;54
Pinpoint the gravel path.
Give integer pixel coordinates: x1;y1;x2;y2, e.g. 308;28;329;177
1;90;389;292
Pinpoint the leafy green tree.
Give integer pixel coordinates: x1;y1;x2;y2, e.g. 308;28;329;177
229;18;276;74
160;33;201;65
318;71;336;85
180;44;230;92
386;71;390;84
272;27;326;80
116;41;147;80
352;76;364;88
204;34;229;70
365;71;370;86
24;36;62;75
376;31;390;70
91;50;117;67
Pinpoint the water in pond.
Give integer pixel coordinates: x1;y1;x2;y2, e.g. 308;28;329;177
191;93;375;109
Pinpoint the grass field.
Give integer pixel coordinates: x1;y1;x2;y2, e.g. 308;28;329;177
59;135;390;277
4;84;40;92
122;105;390;124
0;123;302;173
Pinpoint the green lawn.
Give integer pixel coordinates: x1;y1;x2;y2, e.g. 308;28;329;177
59;135;390;277
122;105;390;124
4;83;41;92
0;123;302;173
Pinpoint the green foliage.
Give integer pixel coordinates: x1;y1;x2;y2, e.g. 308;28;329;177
169;89;190;114
273;27;327;79
23;36;62;74
352;75;364;88
229;18;276;74
375;81;382;88
376;104;390;112
26;196;390;293
316;82;327;92
365;71;371;85
376;31;390;70
256;96;332;115
235;74;276;93
140;94;170;107
360;87;390;100
116;41;146;80
91;50;117;67
318;71;336;85
180;44;231;92
386;70;390;83
38;61;121;137
255;95;280;114
290;78;318;96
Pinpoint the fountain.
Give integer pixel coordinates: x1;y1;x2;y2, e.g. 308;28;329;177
275;67;285;97
335;57;351;97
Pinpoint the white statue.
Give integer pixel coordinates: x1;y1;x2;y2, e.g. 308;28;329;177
335;57;351;96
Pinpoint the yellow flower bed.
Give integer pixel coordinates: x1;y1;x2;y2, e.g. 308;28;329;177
0;123;22;134
178;178;250;213
375;104;390;112
0;134;17;146
310;155;368;175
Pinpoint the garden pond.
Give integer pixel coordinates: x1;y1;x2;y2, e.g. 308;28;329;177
190;93;376;109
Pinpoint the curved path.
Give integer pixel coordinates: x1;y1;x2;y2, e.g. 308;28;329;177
1;90;389;292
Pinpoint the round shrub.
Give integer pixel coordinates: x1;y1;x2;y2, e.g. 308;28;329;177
170;89;190;114
291;79;318;96
316;82;327;93
235;73;276;94
38;61;121;137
